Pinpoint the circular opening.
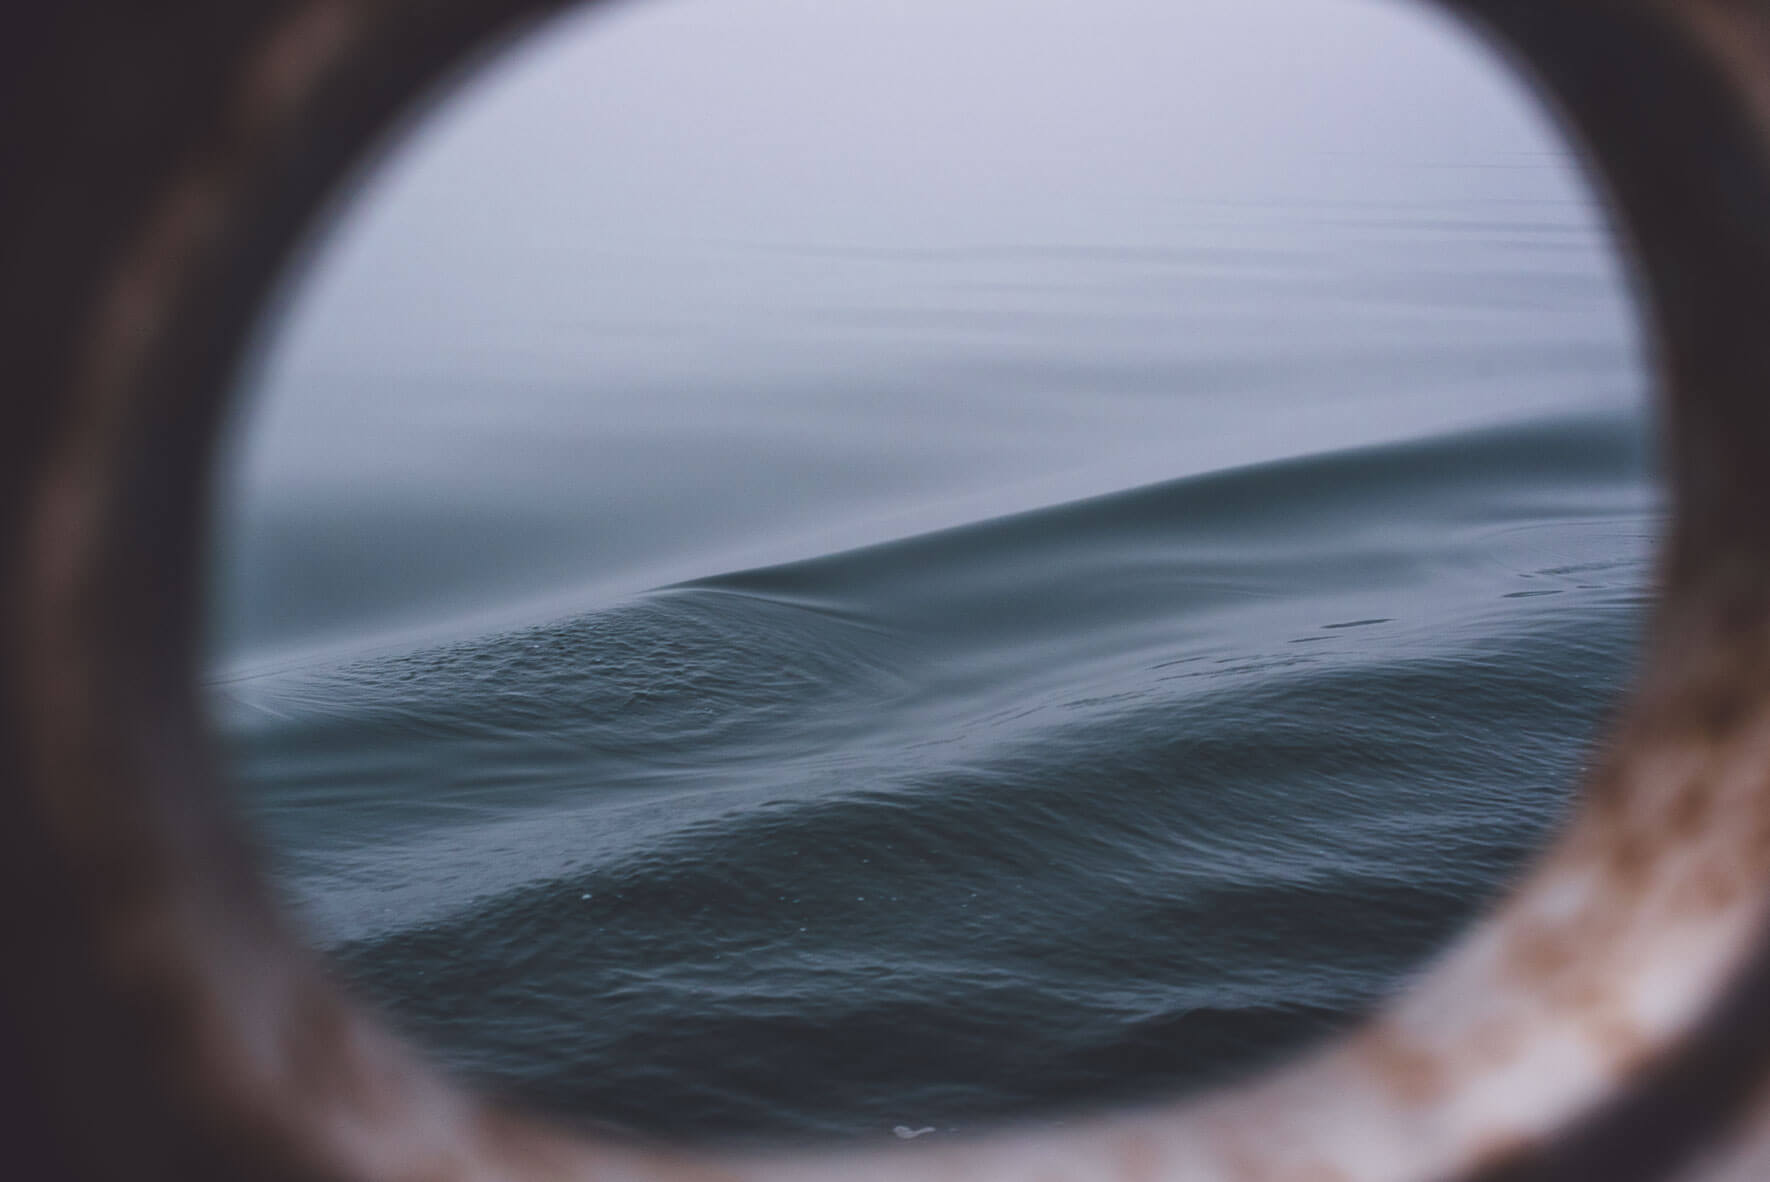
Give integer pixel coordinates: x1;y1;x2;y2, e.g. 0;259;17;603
206;0;1652;1148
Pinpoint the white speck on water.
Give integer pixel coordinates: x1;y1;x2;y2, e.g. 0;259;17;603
893;1126;935;1140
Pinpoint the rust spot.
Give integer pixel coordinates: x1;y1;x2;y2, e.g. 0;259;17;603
241;0;364;127
1465;1130;1537;1176
1503;921;1581;988
1583;1002;1652;1078
1669;856;1740;914
1467;1016;1528;1073
282;984;362;1106
1684;680;1751;743
1357;1025;1448;1105
1601;825;1654;888
1664;773;1718;839
1113;1130;1162;1182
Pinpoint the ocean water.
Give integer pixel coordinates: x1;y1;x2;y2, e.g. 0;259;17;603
209;189;1655;1142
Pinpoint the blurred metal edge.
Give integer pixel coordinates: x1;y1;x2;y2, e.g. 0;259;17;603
7;1;1770;1179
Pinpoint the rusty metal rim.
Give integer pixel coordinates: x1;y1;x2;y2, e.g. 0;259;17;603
10;0;1770;1178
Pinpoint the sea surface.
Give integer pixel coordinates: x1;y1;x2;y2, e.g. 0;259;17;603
210;192;1655;1143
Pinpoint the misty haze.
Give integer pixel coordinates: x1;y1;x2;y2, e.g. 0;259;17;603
209;0;1653;1142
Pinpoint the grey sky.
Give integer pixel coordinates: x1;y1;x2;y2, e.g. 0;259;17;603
217;0;1631;664
256;0;1589;384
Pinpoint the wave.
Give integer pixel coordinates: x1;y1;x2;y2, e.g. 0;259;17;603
210;409;1655;1136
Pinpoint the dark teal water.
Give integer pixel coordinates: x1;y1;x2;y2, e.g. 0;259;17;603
211;197;1654;1142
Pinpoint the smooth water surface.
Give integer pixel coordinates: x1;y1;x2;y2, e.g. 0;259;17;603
211;0;1654;1144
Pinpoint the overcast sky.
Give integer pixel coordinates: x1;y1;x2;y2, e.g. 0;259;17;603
213;0;1635;662
249;0;1592;382
362;0;1568;232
